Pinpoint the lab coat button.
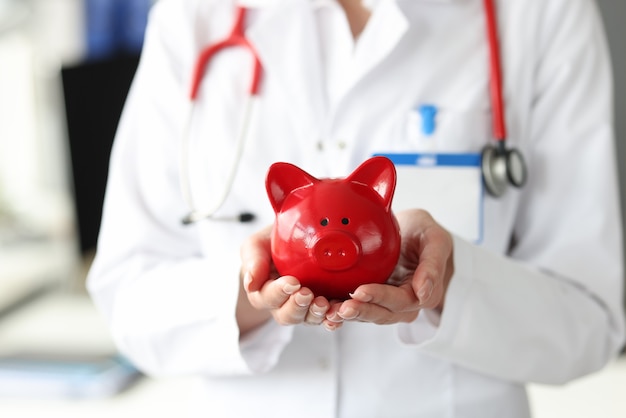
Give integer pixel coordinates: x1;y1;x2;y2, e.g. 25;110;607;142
317;141;324;151
337;141;347;150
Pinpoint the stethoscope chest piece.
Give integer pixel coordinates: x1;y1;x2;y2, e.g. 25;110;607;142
480;0;528;198
481;145;527;197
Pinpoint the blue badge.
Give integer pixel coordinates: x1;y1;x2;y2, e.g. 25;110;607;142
374;152;484;244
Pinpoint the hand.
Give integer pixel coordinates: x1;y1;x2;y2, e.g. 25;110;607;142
238;225;331;334
324;209;454;331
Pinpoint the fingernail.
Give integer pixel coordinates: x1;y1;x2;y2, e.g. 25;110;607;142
339;307;357;320
418;279;434;303
295;292;313;307
311;303;326;317
325;312;343;323
323;318;343;332
349;290;372;302
324;322;338;332
283;283;301;295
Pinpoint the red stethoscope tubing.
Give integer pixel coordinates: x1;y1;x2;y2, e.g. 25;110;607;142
189;6;262;100
181;6;262;224
483;0;507;144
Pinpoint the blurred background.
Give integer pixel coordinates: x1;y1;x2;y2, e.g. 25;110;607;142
0;0;624;416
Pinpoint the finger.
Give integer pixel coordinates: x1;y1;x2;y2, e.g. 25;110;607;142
304;296;330;326
394;210;450;306
413;261;441;309
323;301;345;331
411;227;453;308
247;276;300;311
240;225;274;293
322;319;344;331
273;288;315;325
349;282;418;313
337;299;419;325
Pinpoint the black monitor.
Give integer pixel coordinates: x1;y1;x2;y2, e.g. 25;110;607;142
61;54;139;253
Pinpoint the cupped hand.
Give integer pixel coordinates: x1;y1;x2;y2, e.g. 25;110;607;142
239;225;331;334
324;209;454;331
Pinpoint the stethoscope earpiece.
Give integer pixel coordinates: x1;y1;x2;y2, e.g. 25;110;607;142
481;145;527;197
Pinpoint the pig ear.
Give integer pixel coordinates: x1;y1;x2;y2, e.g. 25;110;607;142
347;156;397;211
266;162;318;213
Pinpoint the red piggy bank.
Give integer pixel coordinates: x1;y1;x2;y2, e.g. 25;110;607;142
265;156;401;300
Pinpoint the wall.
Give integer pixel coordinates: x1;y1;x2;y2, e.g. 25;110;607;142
596;0;626;309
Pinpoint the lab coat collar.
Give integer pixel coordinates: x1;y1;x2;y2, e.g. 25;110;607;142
237;0;459;8
239;0;411;139
244;0;326;140
236;0;280;8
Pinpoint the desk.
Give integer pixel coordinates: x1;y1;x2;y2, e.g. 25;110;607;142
0;375;200;418
0;291;200;418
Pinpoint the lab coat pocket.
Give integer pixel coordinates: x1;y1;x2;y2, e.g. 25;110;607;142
399;106;492;153
374;106;491;243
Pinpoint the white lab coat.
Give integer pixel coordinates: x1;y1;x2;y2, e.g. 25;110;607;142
87;0;625;416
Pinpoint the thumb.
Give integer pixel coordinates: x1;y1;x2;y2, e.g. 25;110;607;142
240;225;274;293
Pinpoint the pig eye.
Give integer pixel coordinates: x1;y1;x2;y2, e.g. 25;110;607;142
341;218;350;225
320;218;329;227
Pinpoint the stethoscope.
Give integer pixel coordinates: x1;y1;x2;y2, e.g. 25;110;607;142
180;0;527;225
180;6;261;224
480;0;527;197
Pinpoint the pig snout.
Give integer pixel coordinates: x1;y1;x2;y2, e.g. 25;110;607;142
311;231;361;271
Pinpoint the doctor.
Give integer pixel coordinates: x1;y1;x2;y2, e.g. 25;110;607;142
87;0;625;417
